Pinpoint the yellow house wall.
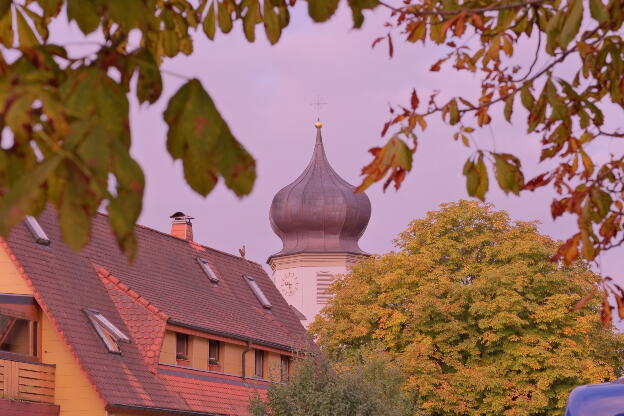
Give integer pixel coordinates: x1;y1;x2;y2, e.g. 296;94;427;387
190;336;208;370
0;246;31;294
223;343;244;376
159;330;176;364
40;314;105;416
248;349;259;378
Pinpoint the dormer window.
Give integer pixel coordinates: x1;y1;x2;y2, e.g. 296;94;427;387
244;275;271;309
24;216;50;246
196;257;219;283
84;309;130;354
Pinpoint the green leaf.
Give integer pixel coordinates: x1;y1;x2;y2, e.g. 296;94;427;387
107;139;144;259
348;0;378;28
61;68;128;135
545;11;562;54
20;6;49;41
277;2;289;28
161;30;179;57
181;37;194;55
203;2;216;40
0;8;12;48
545;79;567;120
591;188;612;218
307;0;339;22
0;155;62;235
463;153;488;201
589;0;609;23
76;128;110;180
520;83;534;110
559;0;583;49
5;91;37;139
36;0;63;16
493;153;524;195
504;93;514;122
163;79;256;197
0;0;10;18
59;177;92;250
67;0;100;35
135;50;163;104
16;9;39;47
243;0;260;42
107;0;145;30
107;199;138;259
217;1;233;34
263;0;281;44
448;99;459;125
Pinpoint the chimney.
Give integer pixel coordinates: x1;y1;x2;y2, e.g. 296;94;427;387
170;212;194;241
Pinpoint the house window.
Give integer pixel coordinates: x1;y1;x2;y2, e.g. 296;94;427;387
176;333;188;360
0;316;32;356
197;257;219;283
84;309;130;354
0;294;40;358
254;349;264;378
208;340;220;364
280;355;290;382
244;275;272;309
24;216;50;246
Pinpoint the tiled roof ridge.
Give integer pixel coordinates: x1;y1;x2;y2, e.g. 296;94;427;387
0;238;109;409
93;211;264;268
92;262;169;321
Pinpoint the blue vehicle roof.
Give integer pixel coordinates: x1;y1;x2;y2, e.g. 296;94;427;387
565;379;624;416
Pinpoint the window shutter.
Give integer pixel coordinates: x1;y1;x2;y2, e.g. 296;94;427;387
316;272;334;305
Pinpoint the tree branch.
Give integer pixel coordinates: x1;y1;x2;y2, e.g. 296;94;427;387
378;0;546;17
419;43;578;120
598;129;624;138
512;25;541;82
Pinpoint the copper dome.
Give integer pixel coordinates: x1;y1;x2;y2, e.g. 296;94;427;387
268;123;371;261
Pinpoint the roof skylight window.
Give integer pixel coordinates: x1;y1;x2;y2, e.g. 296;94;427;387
84;309;130;354
244;275;272;309
196;257;219;283
24;216;50;246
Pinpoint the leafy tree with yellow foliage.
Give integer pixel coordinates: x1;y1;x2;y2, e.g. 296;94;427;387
310;201;624;415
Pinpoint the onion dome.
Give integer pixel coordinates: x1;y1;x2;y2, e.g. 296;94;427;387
268;121;371;261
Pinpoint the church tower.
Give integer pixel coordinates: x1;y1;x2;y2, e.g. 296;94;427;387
268;120;371;326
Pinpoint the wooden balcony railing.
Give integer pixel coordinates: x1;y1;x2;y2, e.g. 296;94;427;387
0;356;55;404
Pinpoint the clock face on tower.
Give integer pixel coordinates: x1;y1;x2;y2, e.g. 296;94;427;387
278;272;299;297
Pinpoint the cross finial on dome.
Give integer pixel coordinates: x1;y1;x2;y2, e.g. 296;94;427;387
310;95;327;118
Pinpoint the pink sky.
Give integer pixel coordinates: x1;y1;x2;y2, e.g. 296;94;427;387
55;3;624;319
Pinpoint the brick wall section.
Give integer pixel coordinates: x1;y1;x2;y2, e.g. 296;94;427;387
0;399;60;416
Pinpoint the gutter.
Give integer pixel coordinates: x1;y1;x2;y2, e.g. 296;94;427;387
241;339;252;379
106;404;224;416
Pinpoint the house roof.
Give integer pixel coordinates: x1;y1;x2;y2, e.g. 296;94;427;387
2;207;313;415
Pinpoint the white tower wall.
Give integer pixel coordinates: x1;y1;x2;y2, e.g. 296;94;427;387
269;253;364;327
